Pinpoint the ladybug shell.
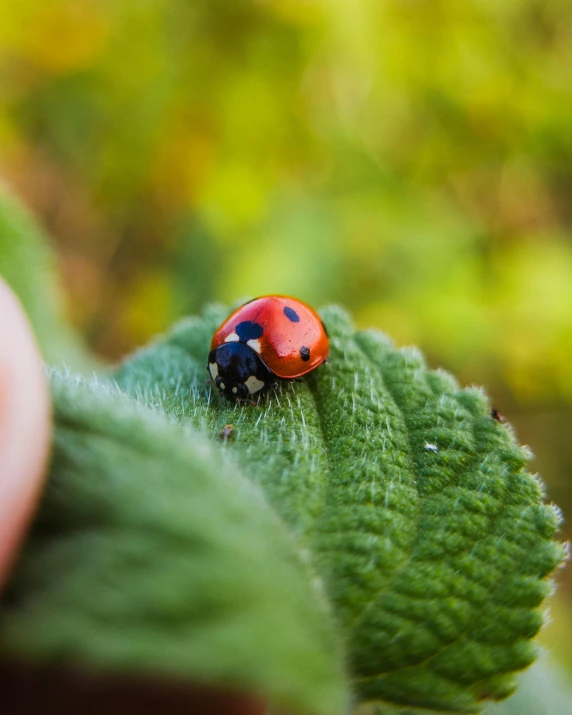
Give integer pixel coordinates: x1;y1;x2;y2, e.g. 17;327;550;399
210;295;329;379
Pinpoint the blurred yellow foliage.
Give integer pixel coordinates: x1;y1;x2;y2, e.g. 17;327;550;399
0;0;108;71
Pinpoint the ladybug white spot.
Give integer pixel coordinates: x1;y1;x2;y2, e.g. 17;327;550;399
209;362;219;380
232;386;238;394
224;332;240;343
219;382;226;391
245;375;265;394
246;338;262;354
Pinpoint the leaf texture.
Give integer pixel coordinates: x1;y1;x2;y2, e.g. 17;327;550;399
114;303;565;712
0;374;348;715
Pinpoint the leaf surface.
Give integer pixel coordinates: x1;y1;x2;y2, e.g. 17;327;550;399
114;303;565;712
0;374;347;715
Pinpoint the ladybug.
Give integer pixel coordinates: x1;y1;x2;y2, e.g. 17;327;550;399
207;295;329;400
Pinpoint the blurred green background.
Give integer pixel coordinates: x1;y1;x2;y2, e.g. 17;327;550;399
1;0;571;671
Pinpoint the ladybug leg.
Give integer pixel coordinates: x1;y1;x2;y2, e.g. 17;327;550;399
294;378;304;383
205;378;217;390
234;394;261;407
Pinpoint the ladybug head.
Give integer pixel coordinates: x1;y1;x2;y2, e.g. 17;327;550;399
207;342;274;400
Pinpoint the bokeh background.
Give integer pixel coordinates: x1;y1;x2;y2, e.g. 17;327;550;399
1;0;571;672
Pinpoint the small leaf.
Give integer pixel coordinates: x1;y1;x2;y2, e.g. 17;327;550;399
0;189;90;368
0;374;348;715
114;303;565;713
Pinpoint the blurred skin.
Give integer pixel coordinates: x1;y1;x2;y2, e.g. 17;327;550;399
0;277;51;591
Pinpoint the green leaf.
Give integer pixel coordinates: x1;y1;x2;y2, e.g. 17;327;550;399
114;303;565;713
0;373;348;715
356;658;572;715
0;189;90;369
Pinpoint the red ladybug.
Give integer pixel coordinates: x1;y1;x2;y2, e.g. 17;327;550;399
208;295;329;400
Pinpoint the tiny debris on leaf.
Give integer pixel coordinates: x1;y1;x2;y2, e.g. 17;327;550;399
219;424;235;441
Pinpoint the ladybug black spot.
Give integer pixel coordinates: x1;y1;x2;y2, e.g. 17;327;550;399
236;321;264;341
300;345;311;362
284;306;300;323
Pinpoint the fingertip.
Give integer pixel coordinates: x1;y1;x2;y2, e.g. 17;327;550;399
0;278;51;590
